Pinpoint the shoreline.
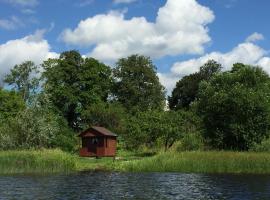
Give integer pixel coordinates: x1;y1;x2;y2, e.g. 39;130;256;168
1;149;270;175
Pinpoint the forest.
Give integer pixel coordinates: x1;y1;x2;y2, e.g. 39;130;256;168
1;50;270;155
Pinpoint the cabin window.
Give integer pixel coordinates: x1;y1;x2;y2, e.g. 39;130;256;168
92;138;98;145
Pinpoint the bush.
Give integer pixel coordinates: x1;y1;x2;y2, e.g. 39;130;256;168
250;138;270;152
0;106;76;152
175;132;204;151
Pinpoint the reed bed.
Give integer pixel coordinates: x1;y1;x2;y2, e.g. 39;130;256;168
1;150;269;175
0;149;76;175
115;151;270;174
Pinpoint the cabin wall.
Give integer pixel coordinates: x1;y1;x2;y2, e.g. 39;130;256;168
79;136;117;157
104;138;117;156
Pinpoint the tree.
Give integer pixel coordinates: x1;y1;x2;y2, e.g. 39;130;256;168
81;102;127;134
42;51;112;130
123;110;199;151
197;64;270;150
0;89;25;122
4;61;39;102
113;55;165;112
169;60;221;110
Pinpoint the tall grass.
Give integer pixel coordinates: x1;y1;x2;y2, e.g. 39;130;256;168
116;151;270;174
1;150;270;175
0;149;76;175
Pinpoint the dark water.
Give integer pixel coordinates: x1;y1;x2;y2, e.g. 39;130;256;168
0;172;269;200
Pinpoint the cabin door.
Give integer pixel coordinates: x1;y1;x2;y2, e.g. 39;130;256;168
88;137;98;155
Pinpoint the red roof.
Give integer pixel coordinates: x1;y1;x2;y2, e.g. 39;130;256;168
79;126;117;137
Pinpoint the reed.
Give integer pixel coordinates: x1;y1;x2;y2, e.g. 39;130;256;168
115;151;270;174
1;150;269;175
0;149;76;175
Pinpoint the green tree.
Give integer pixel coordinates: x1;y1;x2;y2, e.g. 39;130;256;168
81;102;127;134
123;110;199;151
113;55;165;112
169;60;221;110
0;89;25;122
42;51;112;130
4;61;39;102
197;64;270;150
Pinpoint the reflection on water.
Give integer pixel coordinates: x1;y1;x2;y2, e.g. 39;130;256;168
0;172;269;200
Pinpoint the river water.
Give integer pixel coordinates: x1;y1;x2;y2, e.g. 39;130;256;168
0;172;269;199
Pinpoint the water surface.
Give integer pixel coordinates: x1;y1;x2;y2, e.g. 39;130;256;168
0;172;269;199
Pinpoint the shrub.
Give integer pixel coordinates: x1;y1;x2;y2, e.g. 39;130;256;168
0;106;76;152
250;138;270;152
175;132;204;151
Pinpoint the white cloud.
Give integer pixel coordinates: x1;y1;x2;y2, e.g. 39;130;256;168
171;42;265;75
245;32;264;43
1;0;38;7
258;57;270;72
0;30;58;85
0;16;24;30
113;0;137;4
159;33;270;94
158;72;180;94
61;0;214;62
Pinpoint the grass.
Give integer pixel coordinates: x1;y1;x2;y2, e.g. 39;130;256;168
0;149;76;175
115;151;270;174
0;149;270;175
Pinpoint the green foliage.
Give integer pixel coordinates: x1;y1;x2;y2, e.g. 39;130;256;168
175;132;204;152
169;60;221;110
197;64;270;150
0;105;76;151
113;55;165;112
0;89;25;122
42;51;112;130
250;138;270;152
123;110;200;151
4;61;39;102
81;102;126;134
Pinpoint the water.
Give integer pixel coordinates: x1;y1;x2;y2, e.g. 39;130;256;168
0;172;269;200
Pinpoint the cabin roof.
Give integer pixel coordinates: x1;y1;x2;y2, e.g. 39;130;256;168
79;126;117;137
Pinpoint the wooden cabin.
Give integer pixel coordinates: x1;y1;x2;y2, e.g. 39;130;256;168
78;126;117;157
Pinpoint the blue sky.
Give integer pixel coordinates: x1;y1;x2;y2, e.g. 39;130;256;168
0;0;270;93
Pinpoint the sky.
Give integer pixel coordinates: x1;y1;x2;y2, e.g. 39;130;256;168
0;0;270;94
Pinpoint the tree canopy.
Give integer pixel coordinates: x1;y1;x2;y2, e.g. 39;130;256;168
113;55;165;112
0;89;25;122
169;60;221;110
42;50;112;130
4;61;39;102
197;64;270;150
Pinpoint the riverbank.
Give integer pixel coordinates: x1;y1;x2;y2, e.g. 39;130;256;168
1;149;270;175
115;151;270;174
